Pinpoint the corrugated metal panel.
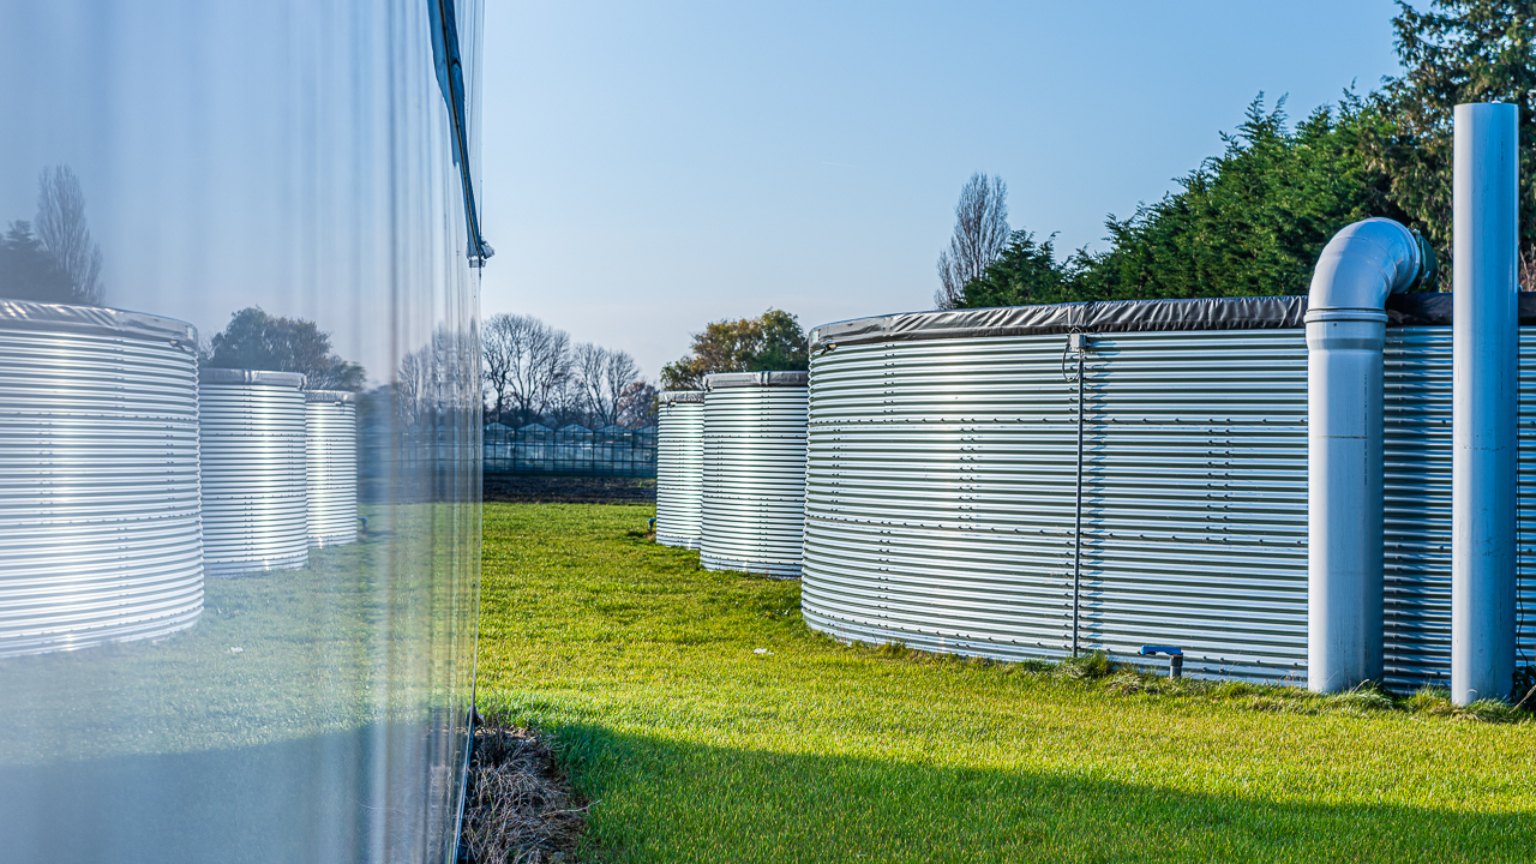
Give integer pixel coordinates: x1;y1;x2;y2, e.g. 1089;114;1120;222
199;374;308;576
803;335;1080;659
1079;330;1309;683
656;398;705;548
304;392;358;546
0;319;204;657
1381;327;1536;690
804;323;1536;686
700;385;807;577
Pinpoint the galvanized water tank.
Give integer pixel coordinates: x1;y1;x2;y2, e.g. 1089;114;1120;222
700;372;808;577
305;389;359;546
803;301;1314;682
803;298;1536;686
198;368;308;576
656;390;706;549
0;300;204;657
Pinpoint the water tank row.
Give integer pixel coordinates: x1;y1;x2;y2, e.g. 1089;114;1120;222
655;372;808;577
0;301;359;658
650;297;1536;687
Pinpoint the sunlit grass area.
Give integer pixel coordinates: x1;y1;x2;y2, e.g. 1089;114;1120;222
478;503;1536;864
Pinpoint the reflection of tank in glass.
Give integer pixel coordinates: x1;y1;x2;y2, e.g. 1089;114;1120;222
0;299;204;657
1;0;484;858
304;390;359;546
197;368;309;577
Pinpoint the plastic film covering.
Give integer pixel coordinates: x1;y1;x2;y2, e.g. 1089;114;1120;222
305;391;359;546
0;2;484;862
701;375;808;577
199;370;310;576
656;392;705;548
0;301;204;658
804;292;1536;352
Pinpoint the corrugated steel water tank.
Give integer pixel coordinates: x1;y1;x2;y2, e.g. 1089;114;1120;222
0;300;204;657
305;389;359;546
700;371;809;577
656;390;706;548
804;296;1536;685
198;368;308;576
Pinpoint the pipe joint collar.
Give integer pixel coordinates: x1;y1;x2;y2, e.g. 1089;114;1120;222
1303;307;1389;326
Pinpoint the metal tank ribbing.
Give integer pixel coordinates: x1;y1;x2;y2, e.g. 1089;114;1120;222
198;368;309;576
305;390;359;546
0;300;204;657
656;390;705;549
803;299;1536;685
700;372;808;577
1382;327;1536;689
803;326;1314;682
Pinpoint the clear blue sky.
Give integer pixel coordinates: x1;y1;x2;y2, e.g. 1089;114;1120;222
480;0;1417;380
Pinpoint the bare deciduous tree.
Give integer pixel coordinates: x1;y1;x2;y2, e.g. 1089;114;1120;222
396;327;477;429
935;172;1009;309
482;314;518;422
571;342;641;427
482;313;572;425
35;165;104;306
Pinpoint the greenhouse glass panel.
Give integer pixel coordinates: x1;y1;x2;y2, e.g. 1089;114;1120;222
0;1;484;862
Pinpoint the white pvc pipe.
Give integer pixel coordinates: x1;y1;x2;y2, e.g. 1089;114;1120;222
1452;102;1520;706
1307;218;1424;693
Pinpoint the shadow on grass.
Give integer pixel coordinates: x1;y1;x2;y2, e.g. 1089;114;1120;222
0;720;459;864
543;722;1532;864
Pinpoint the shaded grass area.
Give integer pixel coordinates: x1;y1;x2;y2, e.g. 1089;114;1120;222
477;503;1536;864
0;504;464;765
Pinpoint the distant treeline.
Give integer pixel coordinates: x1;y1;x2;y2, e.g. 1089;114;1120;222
481;313;657;429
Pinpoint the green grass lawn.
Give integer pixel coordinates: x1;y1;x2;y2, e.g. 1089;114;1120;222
477;503;1536;864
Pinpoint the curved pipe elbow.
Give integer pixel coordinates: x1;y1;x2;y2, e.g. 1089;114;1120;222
1307;218;1426;314
1306;216;1424;692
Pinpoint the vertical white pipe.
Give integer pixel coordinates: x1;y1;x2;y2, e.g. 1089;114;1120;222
1452;102;1520;706
1306;218;1423;693
1307;310;1386;691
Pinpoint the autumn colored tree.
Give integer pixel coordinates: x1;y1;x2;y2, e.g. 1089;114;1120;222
660;309;808;390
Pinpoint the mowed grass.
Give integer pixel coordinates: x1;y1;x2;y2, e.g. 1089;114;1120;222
477;503;1536;864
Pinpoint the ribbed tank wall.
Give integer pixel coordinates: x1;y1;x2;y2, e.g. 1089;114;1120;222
1080;331;1309;682
804;330;1315;682
305;394;358;546
656;398;705;548
1381;327;1536;689
0;316;204;657
803;335;1080;659
700;387;807;577
199;377;308;576
804;324;1536;685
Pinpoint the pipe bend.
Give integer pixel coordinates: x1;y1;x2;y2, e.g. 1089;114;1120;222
1305;218;1424;314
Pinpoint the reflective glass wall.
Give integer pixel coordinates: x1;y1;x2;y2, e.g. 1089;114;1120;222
0;2;483;861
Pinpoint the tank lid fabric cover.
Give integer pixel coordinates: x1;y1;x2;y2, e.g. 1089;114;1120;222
304;389;359;403
0;298;199;349
806;292;1520;352
659;390;706;404
198;367;307;388
704;371;809;389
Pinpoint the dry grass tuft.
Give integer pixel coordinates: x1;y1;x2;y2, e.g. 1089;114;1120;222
461;719;590;864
